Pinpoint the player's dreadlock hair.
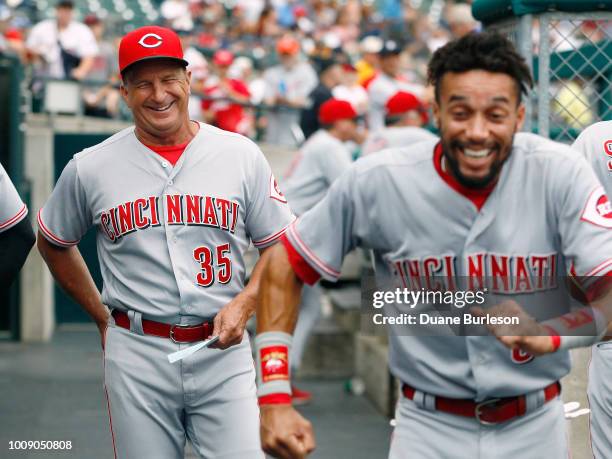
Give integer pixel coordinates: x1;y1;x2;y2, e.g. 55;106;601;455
427;31;533;104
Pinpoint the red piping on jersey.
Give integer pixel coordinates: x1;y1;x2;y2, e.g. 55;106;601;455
37;209;79;246
433;143;496;211
253;220;294;247
0;203;27;230
145;142;189;166
281;234;321;285
287;223;340;278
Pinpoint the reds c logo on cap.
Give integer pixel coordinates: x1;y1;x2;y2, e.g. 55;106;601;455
138;33;163;48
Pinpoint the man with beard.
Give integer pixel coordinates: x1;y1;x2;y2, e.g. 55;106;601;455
253;32;612;459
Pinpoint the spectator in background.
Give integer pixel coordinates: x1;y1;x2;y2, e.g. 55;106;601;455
202;49;253;135
82;15;120;118
333;62;369;115
263;35;317;146
355;35;382;87
446;3;479;39
161;0;193;32
300;56;343;140
178;29;209;120
367;39;424;131
26;1;98;82
362;90;436;155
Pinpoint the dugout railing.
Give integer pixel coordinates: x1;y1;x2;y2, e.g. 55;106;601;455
473;0;612;142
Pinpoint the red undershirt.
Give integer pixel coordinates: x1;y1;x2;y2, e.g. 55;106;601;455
145;142;189;166
432;142;496;211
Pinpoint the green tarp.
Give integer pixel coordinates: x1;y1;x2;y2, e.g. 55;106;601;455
473;0;612;24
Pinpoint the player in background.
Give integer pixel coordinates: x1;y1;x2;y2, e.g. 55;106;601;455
571;121;612;459
254;32;612;459
0;162;35;290
37;26;292;458
281;98;362;404
362;91;437;155
366;40;424;132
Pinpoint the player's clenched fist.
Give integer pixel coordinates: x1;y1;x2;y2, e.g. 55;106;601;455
260;405;315;459
471;301;555;356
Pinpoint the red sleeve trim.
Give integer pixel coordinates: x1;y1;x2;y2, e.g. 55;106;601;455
281;234;321;285
253;221;291;247
543;326;561;352
569;262;612;303
37;209;79;247
258;393;292;405
287;223;340;279
0;203;27;230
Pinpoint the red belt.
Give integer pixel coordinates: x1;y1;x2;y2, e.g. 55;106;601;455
402;382;560;425
112;310;213;343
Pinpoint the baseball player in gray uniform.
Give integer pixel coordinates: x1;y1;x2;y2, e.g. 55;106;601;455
571;121;612;459
0;162;35;289
37;26;293;459
253;32;612;459
367;40;425;132
281;98;360;403
362;90;437;155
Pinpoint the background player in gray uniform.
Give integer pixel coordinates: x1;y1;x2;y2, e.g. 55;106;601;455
367;40;424;132
571;121;612;459
281;98;360;403
254;32;612;459
0;162;35;290
37;26;293;459
362;90;437;155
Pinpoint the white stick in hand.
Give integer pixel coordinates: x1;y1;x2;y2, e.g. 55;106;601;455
167;335;220;363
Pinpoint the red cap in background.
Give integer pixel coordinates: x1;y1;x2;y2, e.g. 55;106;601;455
213;49;234;67
319;99;358;124
385;91;423;116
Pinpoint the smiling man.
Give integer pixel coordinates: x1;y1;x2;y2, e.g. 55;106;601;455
255;32;612;459
37;26;292;458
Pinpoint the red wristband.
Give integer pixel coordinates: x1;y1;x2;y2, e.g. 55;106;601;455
259;393;292;405
543;325;561;352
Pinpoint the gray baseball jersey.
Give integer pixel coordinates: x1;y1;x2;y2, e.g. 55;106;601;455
367;74;424;131
281;129;352;216
0;162;27;233
286;133;612;400
263;62;317;147
362;126;438;155
38;122;294;322
571;121;612;459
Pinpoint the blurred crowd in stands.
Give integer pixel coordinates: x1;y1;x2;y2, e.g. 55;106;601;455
0;0;483;146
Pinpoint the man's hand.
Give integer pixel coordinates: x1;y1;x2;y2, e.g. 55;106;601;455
211;292;255;349
260;404;315;459
471;300;555;356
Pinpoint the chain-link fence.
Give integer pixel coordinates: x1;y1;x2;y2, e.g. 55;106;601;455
488;12;612;143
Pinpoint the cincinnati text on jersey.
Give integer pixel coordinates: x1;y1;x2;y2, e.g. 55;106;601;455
99;194;240;242
390;253;558;294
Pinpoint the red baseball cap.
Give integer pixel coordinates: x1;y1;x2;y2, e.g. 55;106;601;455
385;91;423;116
276;36;300;55
118;26;188;74
319;99;358;124
213;49;234;67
